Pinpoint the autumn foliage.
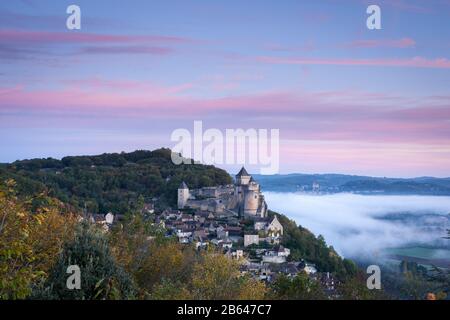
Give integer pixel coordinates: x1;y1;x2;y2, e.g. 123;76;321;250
0;179;267;300
0;180;77;299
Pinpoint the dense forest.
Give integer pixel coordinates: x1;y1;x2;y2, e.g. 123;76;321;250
0;148;232;214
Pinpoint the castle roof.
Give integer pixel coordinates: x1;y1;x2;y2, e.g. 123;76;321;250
179;181;189;189
236;167;250;177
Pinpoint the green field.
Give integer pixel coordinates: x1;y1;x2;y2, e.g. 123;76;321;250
385;246;450;268
387;247;450;260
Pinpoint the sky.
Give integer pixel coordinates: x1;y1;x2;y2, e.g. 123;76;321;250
1;0;450;177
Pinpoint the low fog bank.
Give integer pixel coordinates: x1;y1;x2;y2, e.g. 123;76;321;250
265;192;450;261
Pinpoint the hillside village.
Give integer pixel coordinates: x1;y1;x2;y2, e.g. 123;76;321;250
90;167;339;294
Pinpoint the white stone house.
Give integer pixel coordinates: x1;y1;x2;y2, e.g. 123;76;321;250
254;221;267;231
221;240;233;250
244;234;260;247
262;246;290;264
302;263;317;275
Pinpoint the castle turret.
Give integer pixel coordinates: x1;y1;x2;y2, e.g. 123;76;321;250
178;181;189;209
236;167;251;185
244;190;259;216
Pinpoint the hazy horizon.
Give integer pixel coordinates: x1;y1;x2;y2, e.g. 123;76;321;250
3;148;450;179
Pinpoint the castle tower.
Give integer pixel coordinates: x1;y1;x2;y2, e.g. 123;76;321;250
236;167;251;186
244;190;259;216
243;176;259;216
235;167;250;216
178;181;190;209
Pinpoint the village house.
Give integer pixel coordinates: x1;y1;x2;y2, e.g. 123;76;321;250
210;238;222;246
259;265;273;281
224;226;242;237
195;239;209;250
193;229;209;240
176;228;192;244
232;249;244;260
299;260;318;275
193;214;206;224
181;213;194;222
89;212;116;231
221;239;233;250
254;221;267;231
244;234;260;247
262;245;290;264
161;209;182;220
143;203;155;214
216;226;228;239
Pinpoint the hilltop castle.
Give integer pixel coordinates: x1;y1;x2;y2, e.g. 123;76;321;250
178;167;268;219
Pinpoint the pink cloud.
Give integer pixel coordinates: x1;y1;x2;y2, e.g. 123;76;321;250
2;82;450;175
347;38;416;48
264;42;316;52
64;77;194;94
79;46;173;55
0;29;190;44
0;29;190;59
2;81;450;147
256;56;450;69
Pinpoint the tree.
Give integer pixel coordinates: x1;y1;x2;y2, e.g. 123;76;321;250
337;272;385;300
191;252;241;300
270;272;326;300
191;252;267;300
135;241;191;294
36;222;135;300
0;179;76;299
150;279;192;300
237;276;267;300
424;228;450;298
108;213;165;279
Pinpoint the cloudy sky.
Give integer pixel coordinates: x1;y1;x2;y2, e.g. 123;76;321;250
1;0;450;177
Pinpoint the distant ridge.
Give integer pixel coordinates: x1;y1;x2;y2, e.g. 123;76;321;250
253;173;450;195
